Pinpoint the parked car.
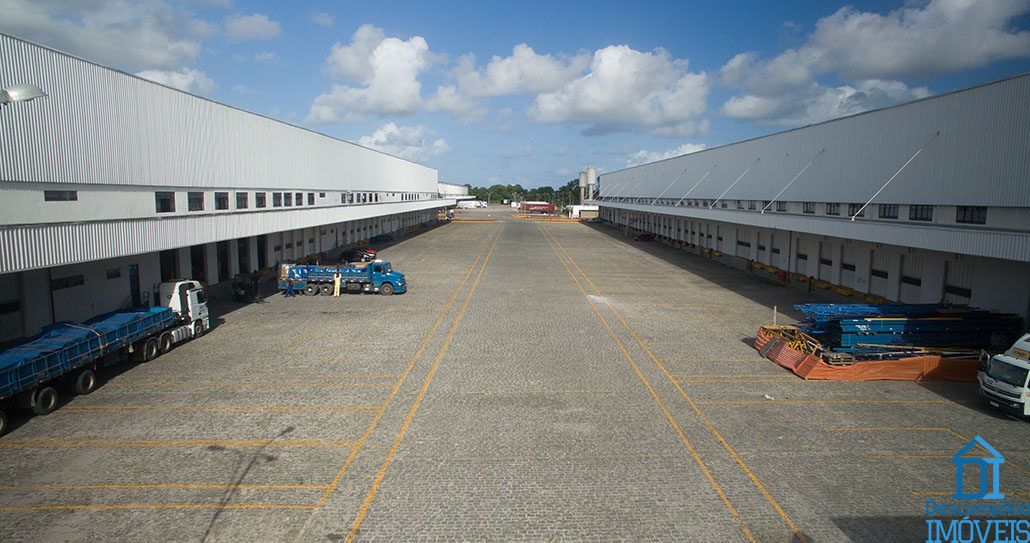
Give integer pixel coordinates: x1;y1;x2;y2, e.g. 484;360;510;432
339;248;375;263
634;233;655;242
370;233;395;243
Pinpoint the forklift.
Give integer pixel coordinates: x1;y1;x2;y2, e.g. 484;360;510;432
232;272;262;303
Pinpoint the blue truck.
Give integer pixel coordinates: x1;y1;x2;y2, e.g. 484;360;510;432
0;280;210;435
278;261;407;296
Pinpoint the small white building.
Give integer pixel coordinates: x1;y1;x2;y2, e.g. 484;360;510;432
0;35;454;342
568;205;600;219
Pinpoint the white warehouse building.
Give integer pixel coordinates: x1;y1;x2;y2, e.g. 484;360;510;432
0;35;453;343
594;74;1030;321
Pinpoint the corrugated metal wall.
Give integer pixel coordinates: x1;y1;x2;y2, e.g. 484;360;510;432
601;74;1030;207
0;35;437;192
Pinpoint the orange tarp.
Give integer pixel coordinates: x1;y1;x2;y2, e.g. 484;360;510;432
754;326;977;382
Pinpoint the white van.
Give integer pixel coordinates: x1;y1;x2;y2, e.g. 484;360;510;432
979;333;1030;418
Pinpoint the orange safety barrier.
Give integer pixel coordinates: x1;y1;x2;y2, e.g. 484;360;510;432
754;326;977;382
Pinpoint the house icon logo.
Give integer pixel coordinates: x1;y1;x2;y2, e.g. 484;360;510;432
951;435;1005;501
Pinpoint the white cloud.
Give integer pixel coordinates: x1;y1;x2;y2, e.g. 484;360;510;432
425;85;486;121
311;12;334;28
225;13;281;41
307;24;436;123
719;0;1030;125
626;143;706;167
723;80;931;125
453;45;589;97
0;0;215;71
135;67;215;95
358;123;450;163
528;45;710;137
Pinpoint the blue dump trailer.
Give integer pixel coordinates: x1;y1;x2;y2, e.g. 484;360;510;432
278;261;407;296
0;280;210;435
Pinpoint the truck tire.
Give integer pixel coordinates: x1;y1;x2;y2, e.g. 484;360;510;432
142;338;159;362
194;321;206;337
320;284;332;296
0;410;6;436
346;282;361;293
32;387;58;416
380;283;395;296
304;284;319;296
74;369;97;395
158;331;174;353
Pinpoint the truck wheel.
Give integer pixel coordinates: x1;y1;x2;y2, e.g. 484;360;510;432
194;321;206;337
74;369;97;395
158;331;174;353
32;387;59;416
0;410;6;435
320;284;332;296
142;338;159;362
380;283;394;296
304;284;319;296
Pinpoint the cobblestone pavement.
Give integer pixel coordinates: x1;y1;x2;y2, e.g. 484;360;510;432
0;207;1025;542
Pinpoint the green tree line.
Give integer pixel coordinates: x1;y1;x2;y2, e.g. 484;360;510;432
466;178;582;206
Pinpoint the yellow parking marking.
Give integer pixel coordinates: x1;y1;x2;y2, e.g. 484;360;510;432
0;439;357;448
0;483;327;491
0;503;317;511
290;225;501;542
828;427;968;441
346;224;502;543
543;225;806;543
704;400;978;405
106;382;394;390
61;404;379;414
538;225;757;543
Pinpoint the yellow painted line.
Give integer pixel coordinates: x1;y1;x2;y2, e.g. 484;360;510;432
543;225;805;543
0;439;357;449
703;399;978;405
106;382;395;390
0;503;317;511
290;225;501;542
346;224;502;543
828;427;969;441
62;404;379;414
123;372;402;380
538;225;757;543
0;483;327;491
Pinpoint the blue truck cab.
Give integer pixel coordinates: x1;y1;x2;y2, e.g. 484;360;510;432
279;260;407;296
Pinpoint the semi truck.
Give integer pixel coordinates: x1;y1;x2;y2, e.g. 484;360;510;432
0;280;210;435
978;333;1030;418
278;261;407;296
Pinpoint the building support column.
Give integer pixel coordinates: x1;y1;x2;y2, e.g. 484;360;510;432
228;239;240;277
248;236;259;272
177;247;191;281
204;243;219;285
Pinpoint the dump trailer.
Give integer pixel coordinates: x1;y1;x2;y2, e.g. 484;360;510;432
0;280;210;434
978;333;1030;418
278;261;407;296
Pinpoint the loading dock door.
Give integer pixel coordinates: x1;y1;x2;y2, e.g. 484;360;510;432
840;245;857;289
818;242;834;281
870;250;890;298
943;260;973;305
899;253;923;303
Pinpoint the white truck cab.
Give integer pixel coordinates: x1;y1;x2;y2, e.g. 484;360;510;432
978;333;1030;418
158;280;211;336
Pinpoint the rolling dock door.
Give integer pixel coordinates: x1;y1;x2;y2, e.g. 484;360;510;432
840;245;857;289
818;242;834;281
900;253;924;303
870;250;890;298
943;260;974;305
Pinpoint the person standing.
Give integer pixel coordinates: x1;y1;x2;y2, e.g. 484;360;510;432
333;270;342;298
284;276;297;298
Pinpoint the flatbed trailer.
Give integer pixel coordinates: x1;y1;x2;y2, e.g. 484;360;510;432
278;261;407;296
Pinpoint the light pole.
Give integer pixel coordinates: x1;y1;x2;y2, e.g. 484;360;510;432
1;84;47;107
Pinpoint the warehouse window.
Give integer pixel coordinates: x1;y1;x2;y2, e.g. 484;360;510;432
819;258;833;266
295;192;303;206
944;284;972;298
748;201;756;210
50;274;84;290
255;192;266;208
188;192;204;211
319;192;325;198
847;203;865;217
841;263;856;272
236;192;248;209
771;248;781;254
901;275;922;286
775;201;788;212
878;204;898;219
155;192;175;213
720;201;728;208
796;252;808;260
803;202;815;214
44;190;77;201
909;205;933;221
870;268;888;279
308;193;315;205
956;206;986;225
273;192;282;207
825;203;840;216
215;192;229;210
284;193;293;206
736;240;751;248
736;200;744;209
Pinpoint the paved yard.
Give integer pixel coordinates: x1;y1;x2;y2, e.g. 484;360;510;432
0;207;1025;542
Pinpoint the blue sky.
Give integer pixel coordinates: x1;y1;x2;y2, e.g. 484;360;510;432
3;0;1028;187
